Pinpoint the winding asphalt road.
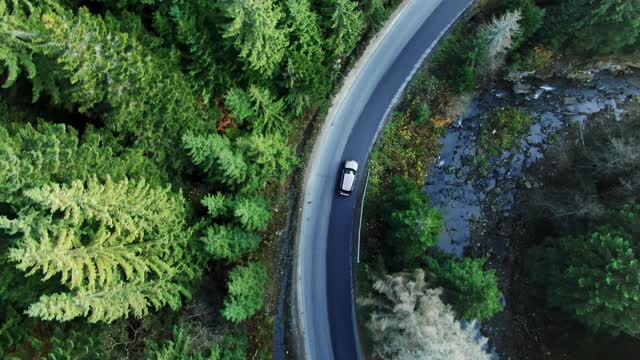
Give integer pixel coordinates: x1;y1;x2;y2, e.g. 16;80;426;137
293;1;474;359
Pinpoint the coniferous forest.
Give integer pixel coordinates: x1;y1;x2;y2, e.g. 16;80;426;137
0;0;398;358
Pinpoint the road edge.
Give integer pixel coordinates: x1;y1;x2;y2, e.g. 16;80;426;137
289;1;416;359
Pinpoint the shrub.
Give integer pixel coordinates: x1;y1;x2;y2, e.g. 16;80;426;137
427;256;503;321
479;107;533;155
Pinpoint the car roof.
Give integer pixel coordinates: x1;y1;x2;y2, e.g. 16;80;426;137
344;160;358;171
341;171;356;191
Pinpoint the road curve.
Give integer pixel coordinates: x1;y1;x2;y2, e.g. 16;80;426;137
293;1;474;359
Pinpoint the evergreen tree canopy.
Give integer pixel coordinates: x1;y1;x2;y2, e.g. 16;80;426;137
383;176;443;269
222;0;289;77
327;0;364;61
426;256;503;321
222;262;267;323
538;204;640;336
1;176;195;323
547;0;640;54
363;270;491;360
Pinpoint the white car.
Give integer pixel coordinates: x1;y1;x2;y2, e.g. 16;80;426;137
338;160;359;196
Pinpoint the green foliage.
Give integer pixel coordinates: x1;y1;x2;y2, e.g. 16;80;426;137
151;0;226;97
508;0;545;49
479;107;533;155
145;323;223;360
27;278;189;323
0;119;165;206
327;0;364;61
37;7;215;168
1;310;104;360
363;0;391;28
222;262;267;323
184;131;296;192
247;85;288;134
222;0;289;77
225;88;255;124
416;103;431;124
233;196;271;232
545;0;640;55
6;176;186;290
426;256;503;321
284;0;330;115
534;204;640;336
1;175;195;323
200;224;261;262
431;22;487;93
0;0;38;89
382;176;443;270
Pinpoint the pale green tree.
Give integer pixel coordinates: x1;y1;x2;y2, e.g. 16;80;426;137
478;9;522;73
363;270;491;360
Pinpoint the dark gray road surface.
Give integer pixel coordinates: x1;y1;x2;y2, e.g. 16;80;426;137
294;1;474;359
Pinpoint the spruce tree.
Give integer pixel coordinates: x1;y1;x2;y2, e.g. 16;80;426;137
222;0;289;77
222;262;267;323
327;0;364;61
538;204;640;336
31;6;215;167
284;0;330;115
200;224;261;262
1;176;194;323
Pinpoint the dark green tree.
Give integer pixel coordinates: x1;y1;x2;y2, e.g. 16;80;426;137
383;176;443;269
536;204;640;336
221;0;289;77
426;256;503;321
327;0;364;61
284;0;330;115
546;0;640;54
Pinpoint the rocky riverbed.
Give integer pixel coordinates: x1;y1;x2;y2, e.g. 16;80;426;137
423;69;640;359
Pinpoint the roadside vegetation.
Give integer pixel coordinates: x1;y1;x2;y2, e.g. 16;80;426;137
360;0;640;359
0;0;402;358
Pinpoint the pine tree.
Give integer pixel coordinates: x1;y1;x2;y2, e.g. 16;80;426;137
327;0;364;61
236;132;297;191
0;120;165;207
232;196;271;232
27;277;189;323
34;6;215;167
478;9;522;72
538;204;640;336
426;256;503;321
182;132;248;188
547;0;640;55
225;88;255;124
222;262;267;323
200;224;261;262
5;176;185;290
284;0;330;115
221;0;289;77
183;131;296;192
247;85;288;135
362;270;491;360
383;176;443;269
0;0;38;89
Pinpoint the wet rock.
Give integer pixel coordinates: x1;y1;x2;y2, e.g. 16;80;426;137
567;69;595;83
563;96;578;105
513;81;534;95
